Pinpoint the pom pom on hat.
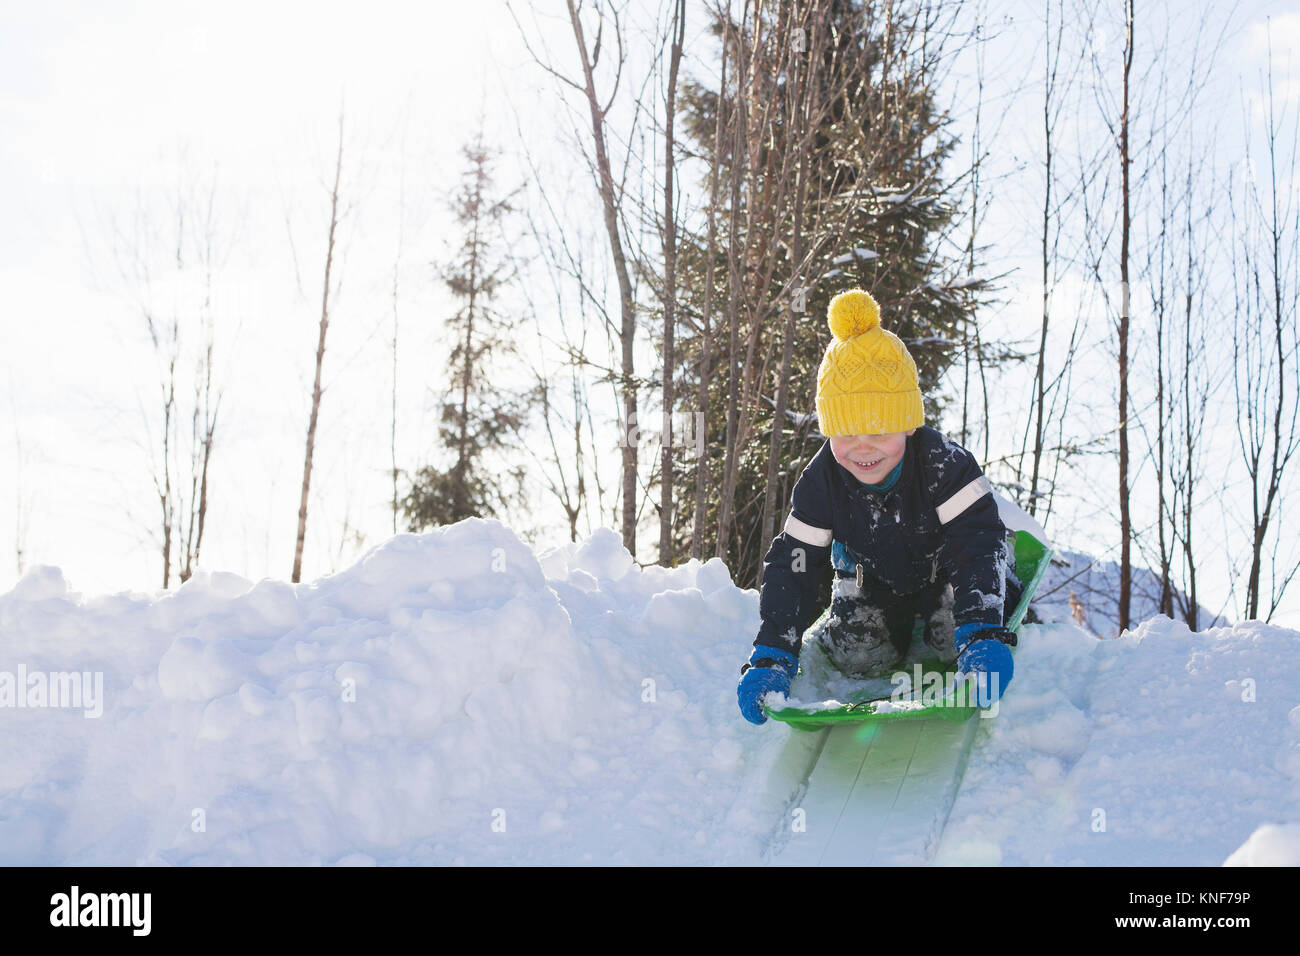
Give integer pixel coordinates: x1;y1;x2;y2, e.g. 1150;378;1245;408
827;288;881;341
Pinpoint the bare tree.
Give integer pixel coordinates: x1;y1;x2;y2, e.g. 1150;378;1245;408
658;0;686;564
147;309;179;588
1173;133;1216;629
714;0;749;564
1080;0;1151;634
1144;98;1177;617
292;112;345;584
561;0;640;556
516;273;599;543
1015;0;1092;521
178;318;221;583
692;13;727;562
958;0;993;461
1230;32;1300;621
1116;0;1134;633
759;1;823;557
1131;17;1223;624
106;159;228;589
504;76;619;544
390;121;408;537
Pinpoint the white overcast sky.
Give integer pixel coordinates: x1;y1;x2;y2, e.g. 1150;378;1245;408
3;0;1299;629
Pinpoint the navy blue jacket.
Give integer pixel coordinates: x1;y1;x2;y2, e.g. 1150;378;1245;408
756;426;1009;655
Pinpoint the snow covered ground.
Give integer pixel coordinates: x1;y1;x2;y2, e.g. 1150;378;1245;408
1;518;1296;865
937;615;1300;864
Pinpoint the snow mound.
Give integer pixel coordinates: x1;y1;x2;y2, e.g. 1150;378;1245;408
0;518;785;865
4;521;1298;866
1224;822;1300;866
936;615;1300;865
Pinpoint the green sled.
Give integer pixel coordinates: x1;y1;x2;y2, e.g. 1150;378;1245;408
763;530;1053;730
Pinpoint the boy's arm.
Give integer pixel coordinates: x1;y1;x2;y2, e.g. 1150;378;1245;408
932;447;1008;635
754;445;835;657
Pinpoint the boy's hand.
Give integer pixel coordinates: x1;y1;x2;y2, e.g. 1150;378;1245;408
737;645;799;725
954;623;1016;705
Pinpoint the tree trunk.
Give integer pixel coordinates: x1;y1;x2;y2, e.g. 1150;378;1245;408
1029;0;1053;517
760;7;812;574
564;0;639;560
692;25;728;563
454;192;481;521
1117;0;1134;633
659;0;685;566
292;114;343;584
160;361;175;589
716;2;749;562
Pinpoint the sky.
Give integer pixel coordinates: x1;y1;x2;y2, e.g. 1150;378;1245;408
2;0;1298;628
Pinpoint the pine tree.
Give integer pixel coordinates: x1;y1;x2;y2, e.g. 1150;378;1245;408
665;0;995;588
403;135;530;529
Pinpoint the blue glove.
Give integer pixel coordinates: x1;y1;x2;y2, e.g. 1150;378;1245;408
954;622;1016;706
737;645;799;725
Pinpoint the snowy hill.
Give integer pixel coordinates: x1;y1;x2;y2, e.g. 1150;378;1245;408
938;613;1300;864
0;519;1296;865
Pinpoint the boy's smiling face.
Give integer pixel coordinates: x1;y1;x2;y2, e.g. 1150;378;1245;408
829;429;915;483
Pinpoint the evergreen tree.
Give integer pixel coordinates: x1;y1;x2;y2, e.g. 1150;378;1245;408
403;135;530;529
664;0;994;589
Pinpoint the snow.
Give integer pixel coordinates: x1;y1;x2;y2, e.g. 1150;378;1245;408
1223;822;1300;866
1;517;1297;865
0;520;792;864
830;248;879;265
936;615;1300;865
993;488;1049;544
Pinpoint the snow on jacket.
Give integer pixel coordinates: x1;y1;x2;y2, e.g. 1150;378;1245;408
755;425;1009;655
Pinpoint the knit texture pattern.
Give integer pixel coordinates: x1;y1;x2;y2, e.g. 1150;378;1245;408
815;288;923;436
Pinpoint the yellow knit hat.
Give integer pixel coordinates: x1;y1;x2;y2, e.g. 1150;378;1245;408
815;288;923;436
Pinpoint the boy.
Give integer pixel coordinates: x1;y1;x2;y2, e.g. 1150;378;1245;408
737;288;1020;725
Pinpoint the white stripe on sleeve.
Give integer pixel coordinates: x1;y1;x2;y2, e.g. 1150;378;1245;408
783;512;833;546
936;476;992;524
